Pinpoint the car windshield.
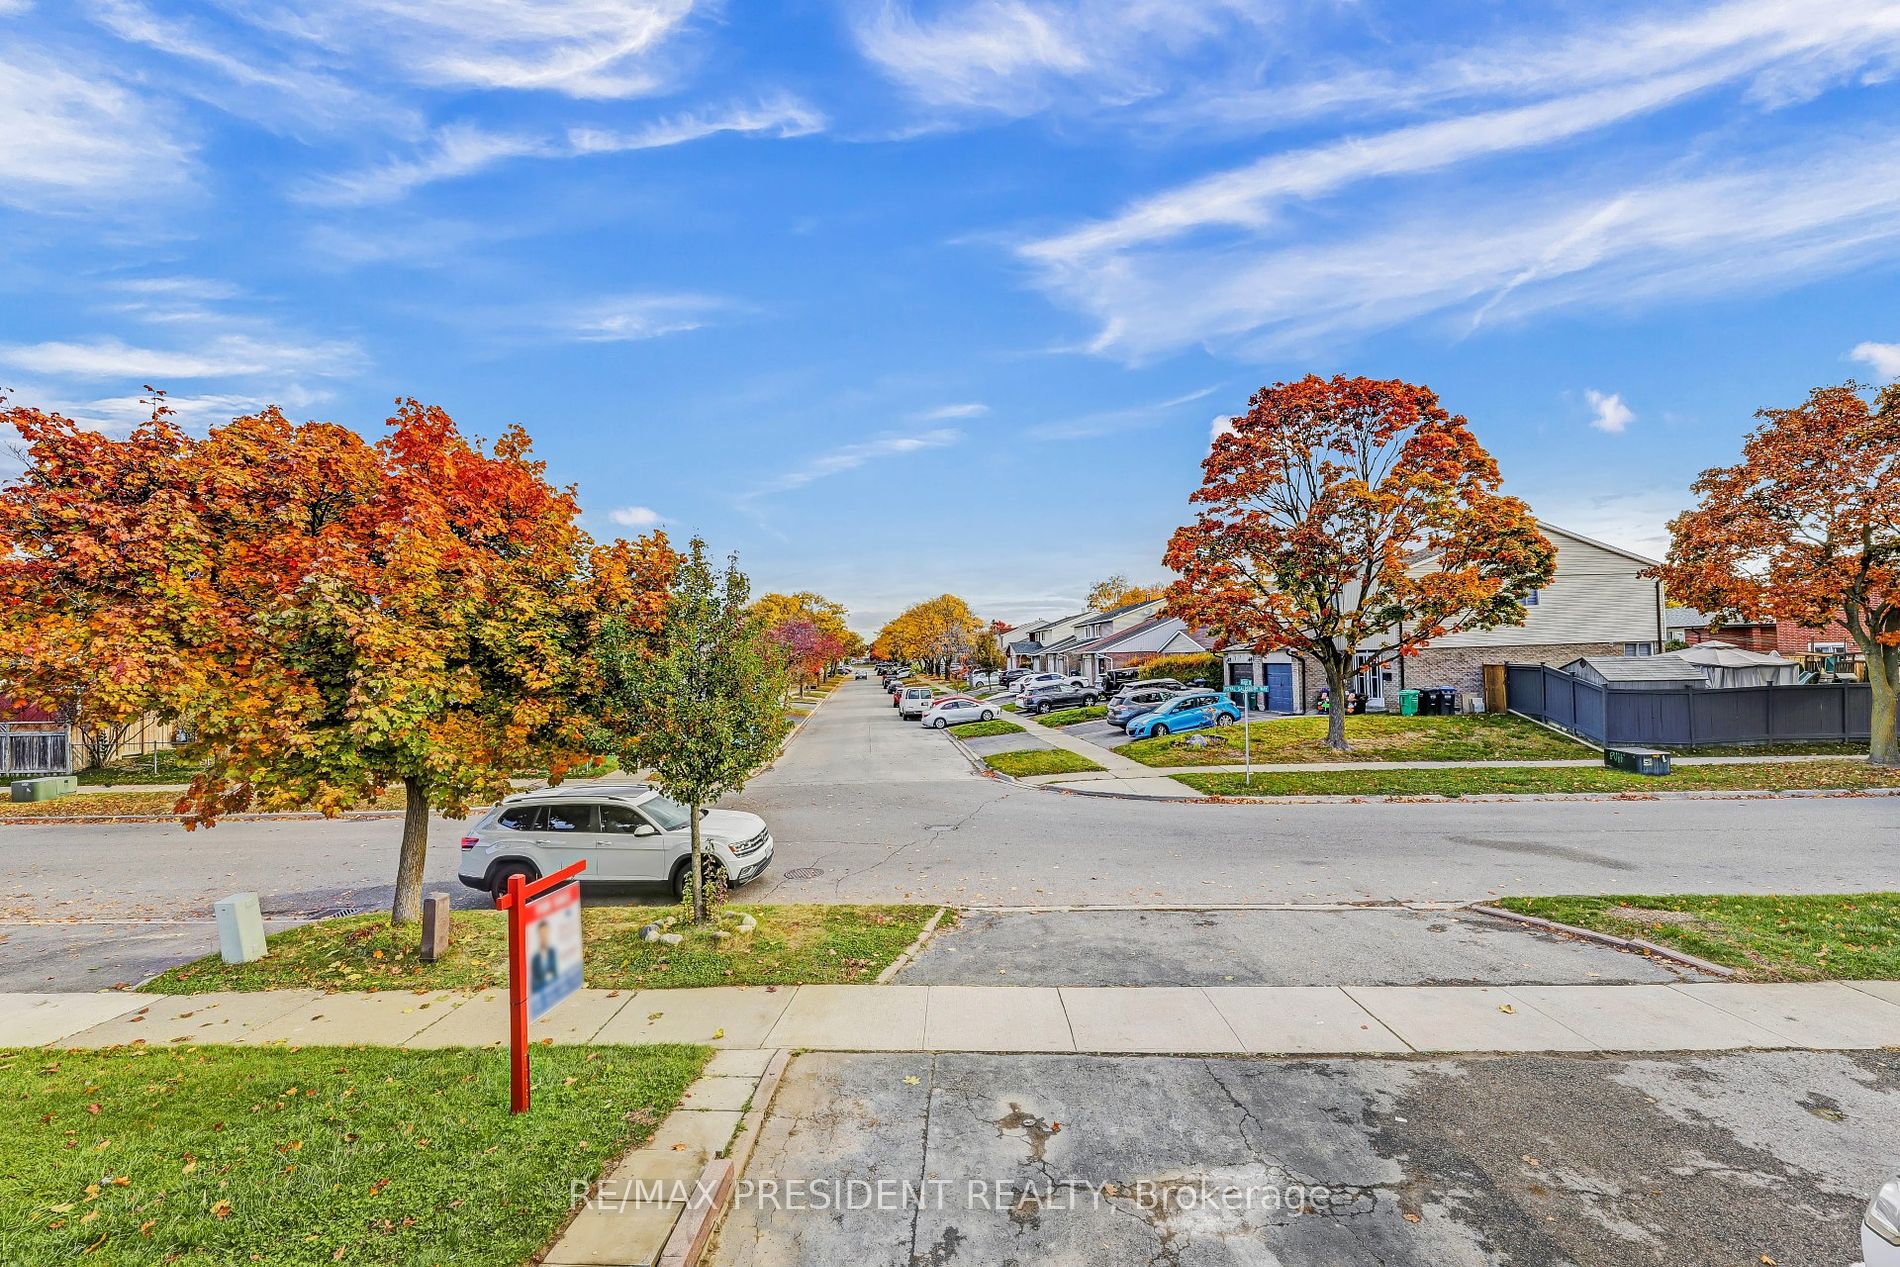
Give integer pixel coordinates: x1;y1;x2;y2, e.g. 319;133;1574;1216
638;795;692;832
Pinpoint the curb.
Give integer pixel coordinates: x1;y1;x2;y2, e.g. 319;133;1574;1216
875;907;949;983
660;1048;791;1267
1470;904;1737;978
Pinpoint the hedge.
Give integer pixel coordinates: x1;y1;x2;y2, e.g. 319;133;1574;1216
1133;652;1223;684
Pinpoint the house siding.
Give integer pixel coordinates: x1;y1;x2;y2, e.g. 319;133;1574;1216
1417;527;1663;651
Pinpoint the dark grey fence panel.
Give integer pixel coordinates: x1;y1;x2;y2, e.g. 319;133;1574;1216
1504;663;1884;748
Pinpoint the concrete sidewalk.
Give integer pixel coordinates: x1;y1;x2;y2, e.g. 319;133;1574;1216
9;979;1900;1055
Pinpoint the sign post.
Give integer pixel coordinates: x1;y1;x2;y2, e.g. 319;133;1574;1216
497;859;586;1114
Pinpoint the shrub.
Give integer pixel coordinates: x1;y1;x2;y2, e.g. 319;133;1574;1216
1135;652;1223;684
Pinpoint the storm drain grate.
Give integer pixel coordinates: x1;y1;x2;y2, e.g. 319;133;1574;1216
782;867;824;880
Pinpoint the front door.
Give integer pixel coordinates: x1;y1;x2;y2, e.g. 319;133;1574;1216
1264;663;1294;713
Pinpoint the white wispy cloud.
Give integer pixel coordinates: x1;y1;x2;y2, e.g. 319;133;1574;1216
0;44;193;208
0;334;362;380
608;505;665;527
852;0;1273;116
743;427;963;499
1016;0;1900;360
1851;340;1900;378
1029;128;1900;361
1026;386;1219;440
563;293;726;342
233;0;703;100
1585;390;1635;434
917;402;989;419
300;97;823;206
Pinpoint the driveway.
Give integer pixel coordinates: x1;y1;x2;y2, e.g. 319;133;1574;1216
711;1048;1897;1266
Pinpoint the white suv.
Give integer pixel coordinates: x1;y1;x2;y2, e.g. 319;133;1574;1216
457;784;773;904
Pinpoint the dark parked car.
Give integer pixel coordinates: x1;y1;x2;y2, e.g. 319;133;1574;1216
1020;681;1103;715
1000;668;1035;686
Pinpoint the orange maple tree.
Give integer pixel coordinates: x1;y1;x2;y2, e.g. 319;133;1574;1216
0;395;677;922
1658;381;1899;766
1163;374;1556;751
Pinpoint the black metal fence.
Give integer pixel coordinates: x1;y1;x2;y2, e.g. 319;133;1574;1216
1503;663;1879;749
2;723;71;775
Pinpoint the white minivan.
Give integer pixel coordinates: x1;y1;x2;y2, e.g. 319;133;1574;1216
457;784;773;904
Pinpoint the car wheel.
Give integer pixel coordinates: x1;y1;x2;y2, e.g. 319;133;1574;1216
1083;695;1098;706
488;860;539;907
980;710;994;722
1214;713;1233;726
933;717;948;729
672;855;727;902
1150;723;1170;737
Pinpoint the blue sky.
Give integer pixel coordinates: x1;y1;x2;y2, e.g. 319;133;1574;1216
4;1;1900;633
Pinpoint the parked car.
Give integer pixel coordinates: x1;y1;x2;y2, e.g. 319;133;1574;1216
1105;683;1180;730
458;784;772;904
1012;672;1085;697
920;697;998;728
1000;667;1035;686
854;671;868;680
888;678;908;704
1020;681;1103;715
1109;677;1186;700
1123;690;1241;740
1867;1176;1900;1266
898;685;935;719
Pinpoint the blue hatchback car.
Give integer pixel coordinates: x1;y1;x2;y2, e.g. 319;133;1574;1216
1123;690;1242;740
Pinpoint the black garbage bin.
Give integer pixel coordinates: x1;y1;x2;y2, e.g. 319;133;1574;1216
1417;687;1438;716
1436;687;1458;715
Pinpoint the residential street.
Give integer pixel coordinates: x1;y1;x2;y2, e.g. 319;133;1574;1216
4;677;1897;989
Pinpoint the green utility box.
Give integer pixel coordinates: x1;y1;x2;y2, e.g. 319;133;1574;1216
1398;689;1420;717
10;775;77;802
1604;748;1672;776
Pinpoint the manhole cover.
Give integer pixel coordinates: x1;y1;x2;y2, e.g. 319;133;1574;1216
783;867;823;880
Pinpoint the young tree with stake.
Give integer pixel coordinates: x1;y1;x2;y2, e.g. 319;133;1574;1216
592;538;790;923
1164;375;1555;752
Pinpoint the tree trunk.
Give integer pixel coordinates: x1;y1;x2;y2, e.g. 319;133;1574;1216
1870;641;1898;768
1322;657;1349;752
390;776;429;925
688;799;707;924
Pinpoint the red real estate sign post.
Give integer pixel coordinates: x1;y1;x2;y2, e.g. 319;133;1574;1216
496;859;587;1114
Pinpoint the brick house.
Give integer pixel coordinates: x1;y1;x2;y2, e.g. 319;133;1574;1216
1220;522;1668;712
1667;607;1856;656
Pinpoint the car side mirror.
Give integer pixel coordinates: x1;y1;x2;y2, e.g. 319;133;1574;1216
633;823;659;837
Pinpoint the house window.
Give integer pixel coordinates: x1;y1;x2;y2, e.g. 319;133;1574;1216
1523;589;1540;606
1624;642;1654;657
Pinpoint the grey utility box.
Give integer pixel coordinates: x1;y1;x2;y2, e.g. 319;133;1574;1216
215;892;268;964
10;775;77;802
1604;747;1672;776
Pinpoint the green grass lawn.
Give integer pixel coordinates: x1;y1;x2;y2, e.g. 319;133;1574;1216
1001;703;1021;714
1;789;410;820
1492;893;1900;980
0;1042;705;1267
1173;759;1900;798
143;904;940;994
1034;705;1108;727
1120;712;1594;767
949;719;1025;739
983;749;1106;777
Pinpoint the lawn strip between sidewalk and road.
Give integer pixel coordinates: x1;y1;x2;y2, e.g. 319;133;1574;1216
1031;704;1108;727
947;719;1024;739
983;749;1107;778
0;1042;706;1267
1492;893;1900;981
0;788;411;821
1172;759;1900;798
1121;712;1595;767
142;904;940;994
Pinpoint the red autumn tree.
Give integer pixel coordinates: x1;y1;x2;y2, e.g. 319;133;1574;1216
0;395;677;924
1659;381;1899;766
1164;374;1556;751
768;617;830;692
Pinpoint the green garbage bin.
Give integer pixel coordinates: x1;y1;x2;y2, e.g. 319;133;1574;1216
1398;689;1420;717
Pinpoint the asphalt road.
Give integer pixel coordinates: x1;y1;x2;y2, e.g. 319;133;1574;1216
4;675;1896;987
711;1048;1898;1266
